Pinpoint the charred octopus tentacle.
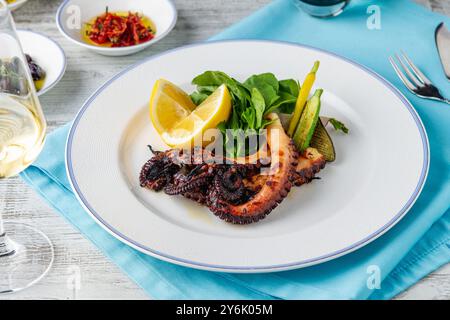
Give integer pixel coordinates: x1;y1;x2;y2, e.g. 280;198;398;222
292;147;326;186
164;165;216;195
139;149;180;191
206;114;299;224
211;167;246;204
139;147;216;192
182;187;209;205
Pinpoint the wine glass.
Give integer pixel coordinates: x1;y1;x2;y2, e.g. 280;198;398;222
0;0;53;293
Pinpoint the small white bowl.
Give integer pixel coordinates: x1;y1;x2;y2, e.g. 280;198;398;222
17;30;67;96
7;0;28;11
56;0;177;56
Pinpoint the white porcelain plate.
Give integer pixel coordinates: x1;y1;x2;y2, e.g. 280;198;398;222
17;30;66;96
66;40;429;273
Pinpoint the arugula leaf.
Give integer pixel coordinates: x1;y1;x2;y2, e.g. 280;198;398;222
242;108;256;129
190;91;209;105
243;73;279;108
279;79;300;97
264;91;297;115
244;73;279;91
329;118;349;134
192;71;234;87
217;121;227;134
192;71;247;105
196;85;219;94
232;129;247;157
269;79;300;114
229;109;241;130
251;88;265;129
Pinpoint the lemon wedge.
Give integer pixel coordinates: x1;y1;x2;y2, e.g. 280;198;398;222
150;80;232;148
150;79;197;135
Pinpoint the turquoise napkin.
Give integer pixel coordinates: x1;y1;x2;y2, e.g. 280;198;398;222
21;0;449;299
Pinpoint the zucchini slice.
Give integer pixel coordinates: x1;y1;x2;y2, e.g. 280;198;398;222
310;118;336;162
292;89;323;152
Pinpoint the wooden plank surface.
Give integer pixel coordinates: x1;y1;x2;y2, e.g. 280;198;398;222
0;0;448;300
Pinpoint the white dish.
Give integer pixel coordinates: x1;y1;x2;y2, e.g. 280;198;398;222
66;40;429;273
17;30;66;96
6;0;27;11
56;0;177;56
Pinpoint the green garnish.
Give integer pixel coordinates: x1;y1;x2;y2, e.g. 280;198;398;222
190;71;299;156
328;118;349;134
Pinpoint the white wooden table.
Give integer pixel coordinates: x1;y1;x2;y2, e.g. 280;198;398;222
1;0;449;300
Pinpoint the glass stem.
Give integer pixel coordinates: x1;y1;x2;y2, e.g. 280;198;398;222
0;205;15;257
0;214;4;235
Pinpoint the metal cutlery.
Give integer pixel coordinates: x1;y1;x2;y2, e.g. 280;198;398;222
435;22;450;80
389;51;450;105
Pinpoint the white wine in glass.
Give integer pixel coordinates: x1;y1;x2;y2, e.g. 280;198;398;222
0;0;53;293
0;76;46;178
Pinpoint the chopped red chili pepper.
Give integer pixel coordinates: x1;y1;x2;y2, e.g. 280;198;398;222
86;8;154;47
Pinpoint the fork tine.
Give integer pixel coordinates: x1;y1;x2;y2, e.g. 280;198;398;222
389;56;417;92
396;53;423;87
401;51;432;85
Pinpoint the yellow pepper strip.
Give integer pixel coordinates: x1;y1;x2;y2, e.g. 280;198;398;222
288;61;320;137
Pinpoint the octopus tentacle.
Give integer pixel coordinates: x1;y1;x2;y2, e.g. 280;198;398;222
207;114;299;224
182;187;209;205
164;167;214;195
139;147;216;192
139;150;180;191
211;168;246;204
292;147;326;186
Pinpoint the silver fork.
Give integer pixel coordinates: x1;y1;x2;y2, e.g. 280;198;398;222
389;51;450;104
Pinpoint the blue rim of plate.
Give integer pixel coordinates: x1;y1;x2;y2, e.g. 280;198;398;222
17;29;67;96
55;0;177;53
66;39;430;272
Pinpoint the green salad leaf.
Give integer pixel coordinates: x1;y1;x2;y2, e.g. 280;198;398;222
189;91;209;105
251;88;265;129
329;118;349;134
279;79;300;97
190;71;300;155
244;73;279;107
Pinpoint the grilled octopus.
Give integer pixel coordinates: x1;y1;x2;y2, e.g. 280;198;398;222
207;114;299;223
139;113;326;224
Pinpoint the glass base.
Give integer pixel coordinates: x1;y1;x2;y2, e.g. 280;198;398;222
295;1;350;18
0;222;54;294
